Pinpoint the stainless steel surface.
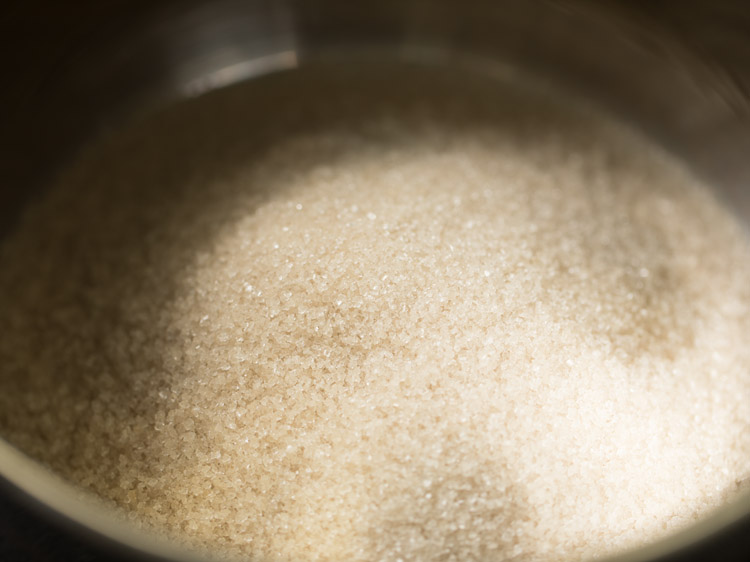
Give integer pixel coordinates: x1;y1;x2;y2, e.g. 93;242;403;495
1;1;749;560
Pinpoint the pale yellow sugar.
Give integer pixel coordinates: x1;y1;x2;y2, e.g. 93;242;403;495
1;63;749;562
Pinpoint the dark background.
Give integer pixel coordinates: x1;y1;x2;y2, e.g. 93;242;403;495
0;489;130;562
1;1;750;561
1;485;749;562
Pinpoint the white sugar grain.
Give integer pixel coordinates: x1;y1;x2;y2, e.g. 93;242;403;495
0;64;749;562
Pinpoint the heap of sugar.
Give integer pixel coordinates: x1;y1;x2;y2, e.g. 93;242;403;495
0;64;749;562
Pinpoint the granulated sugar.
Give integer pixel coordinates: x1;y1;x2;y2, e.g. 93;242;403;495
1;64;749;562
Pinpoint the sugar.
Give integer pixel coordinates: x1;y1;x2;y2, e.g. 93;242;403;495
0;63;749;562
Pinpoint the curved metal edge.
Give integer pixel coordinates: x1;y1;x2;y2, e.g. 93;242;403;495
0;1;748;560
2;432;749;562
0;438;200;562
